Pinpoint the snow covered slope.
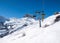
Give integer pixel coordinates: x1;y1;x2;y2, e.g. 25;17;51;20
0;13;60;43
4;17;36;34
41;13;60;27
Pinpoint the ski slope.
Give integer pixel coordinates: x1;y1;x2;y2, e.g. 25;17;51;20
0;13;60;43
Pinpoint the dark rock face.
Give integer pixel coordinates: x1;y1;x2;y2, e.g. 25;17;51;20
0;31;9;38
54;15;60;22
0;16;10;38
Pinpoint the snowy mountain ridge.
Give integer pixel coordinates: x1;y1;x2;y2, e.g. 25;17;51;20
0;13;60;43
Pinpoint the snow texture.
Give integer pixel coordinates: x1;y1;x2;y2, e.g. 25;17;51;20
0;13;60;43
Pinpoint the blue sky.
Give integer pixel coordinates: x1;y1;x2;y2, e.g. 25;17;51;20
0;0;60;18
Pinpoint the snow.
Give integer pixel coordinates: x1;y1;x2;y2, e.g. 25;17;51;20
0;13;60;43
41;13;60;27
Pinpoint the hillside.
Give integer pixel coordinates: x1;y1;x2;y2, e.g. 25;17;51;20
0;13;60;43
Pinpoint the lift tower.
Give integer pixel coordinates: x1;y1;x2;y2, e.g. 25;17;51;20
35;0;45;27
